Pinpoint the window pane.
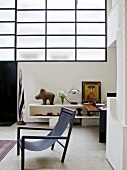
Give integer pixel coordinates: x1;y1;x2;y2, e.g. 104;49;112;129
17;24;45;35
0;0;15;8
77;23;105;34
47;11;75;22
47;36;75;47
17;11;45;22
47;23;75;34
47;49;75;60
77;11;105;22
17;0;45;9
0;36;14;47
77;0;105;9
0;10;15;21
47;0;75;9
17;49;45;61
77;36;105;47
0;49;14;61
77;49;105;60
17;36;45;48
0;23;15;34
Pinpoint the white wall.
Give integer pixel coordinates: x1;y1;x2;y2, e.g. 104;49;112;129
107;0;126;124
112;0;119;7
125;0;127;126
106;97;127;170
18;50;116;122
16;1;117;123
108;3;119;46
107;0;112;16
106;0;127;169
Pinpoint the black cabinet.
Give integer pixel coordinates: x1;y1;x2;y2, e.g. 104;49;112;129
99;110;107;143
0;62;17;123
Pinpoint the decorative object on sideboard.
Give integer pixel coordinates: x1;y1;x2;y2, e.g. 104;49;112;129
47;112;60;116
76;108;83;116
65;87;79;104
17;69;26;125
56;90;68;104
82;81;101;104
35;88;55;105
47;112;53;116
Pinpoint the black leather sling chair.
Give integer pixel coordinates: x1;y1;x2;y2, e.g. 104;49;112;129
17;107;76;170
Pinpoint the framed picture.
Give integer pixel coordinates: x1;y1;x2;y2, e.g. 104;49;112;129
82;81;101;103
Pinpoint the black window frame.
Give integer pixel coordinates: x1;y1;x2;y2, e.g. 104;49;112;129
0;0;107;62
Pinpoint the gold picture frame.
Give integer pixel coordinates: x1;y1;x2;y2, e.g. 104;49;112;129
82;81;101;103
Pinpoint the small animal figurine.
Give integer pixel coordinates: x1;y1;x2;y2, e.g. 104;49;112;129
35;88;55;105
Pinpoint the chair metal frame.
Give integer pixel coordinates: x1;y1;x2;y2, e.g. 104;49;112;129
17;107;76;170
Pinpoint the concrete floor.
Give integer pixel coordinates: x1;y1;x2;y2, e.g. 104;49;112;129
0;123;113;170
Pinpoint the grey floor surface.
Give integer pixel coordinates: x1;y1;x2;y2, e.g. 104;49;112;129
0;123;113;170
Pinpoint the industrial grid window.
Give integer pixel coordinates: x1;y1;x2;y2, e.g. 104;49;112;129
0;0;107;62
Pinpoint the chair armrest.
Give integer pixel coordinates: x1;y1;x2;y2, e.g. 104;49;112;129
17;126;53;131
17;127;53;142
22;136;67;140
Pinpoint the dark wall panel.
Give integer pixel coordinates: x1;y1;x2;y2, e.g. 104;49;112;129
0;62;17;122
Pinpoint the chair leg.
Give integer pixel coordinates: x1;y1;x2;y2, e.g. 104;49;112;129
61;139;70;162
21;144;25;170
17;141;20;155
17;128;20;155
61;149;66;162
51;143;55;150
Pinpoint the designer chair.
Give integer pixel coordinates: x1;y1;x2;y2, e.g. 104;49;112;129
17;107;76;170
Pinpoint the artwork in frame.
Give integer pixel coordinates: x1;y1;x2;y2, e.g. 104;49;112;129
82;81;101;104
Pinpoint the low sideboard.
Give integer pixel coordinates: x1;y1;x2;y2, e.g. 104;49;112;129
29;103;99;126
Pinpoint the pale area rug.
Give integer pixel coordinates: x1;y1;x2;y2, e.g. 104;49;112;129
0;140;16;161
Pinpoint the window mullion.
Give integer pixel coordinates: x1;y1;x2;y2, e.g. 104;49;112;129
0;0;106;62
